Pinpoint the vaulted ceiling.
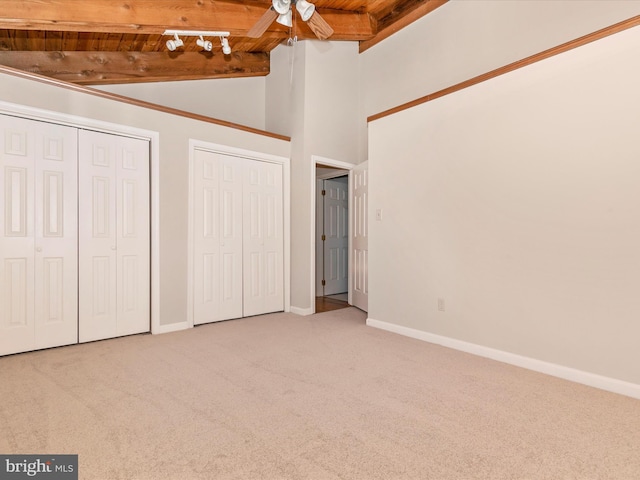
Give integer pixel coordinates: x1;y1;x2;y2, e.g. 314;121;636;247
0;0;446;85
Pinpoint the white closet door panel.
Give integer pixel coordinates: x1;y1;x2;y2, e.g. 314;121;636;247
242;162;264;317
218;157;243;319
34;122;78;348
115;135;150;336
79;130;149;342
79;130;118;342
1;118;36;355
194;149;219;324
260;162;283;313
1;115;77;355
193;151;242;324
242;160;283;317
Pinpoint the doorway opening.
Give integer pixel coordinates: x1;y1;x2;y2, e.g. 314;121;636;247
315;164;350;313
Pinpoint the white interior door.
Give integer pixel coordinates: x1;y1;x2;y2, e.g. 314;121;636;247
0;115;78;356
192;153;283;324
78;130;150;342
114;133;150;337
323;177;348;295
243;160;284;317
34;121;78;349
193;150;243;324
351;161;368;312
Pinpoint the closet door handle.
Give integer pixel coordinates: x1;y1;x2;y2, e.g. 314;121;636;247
111;245;117;251
36;247;43;252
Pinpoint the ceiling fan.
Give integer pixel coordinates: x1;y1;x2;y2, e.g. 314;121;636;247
247;0;334;40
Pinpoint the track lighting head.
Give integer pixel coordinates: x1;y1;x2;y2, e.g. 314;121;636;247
166;33;183;52
196;35;213;52
220;37;231;55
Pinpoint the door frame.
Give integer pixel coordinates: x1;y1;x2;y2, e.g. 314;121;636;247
187;139;291;328
0;100;162;334
310;155;357;314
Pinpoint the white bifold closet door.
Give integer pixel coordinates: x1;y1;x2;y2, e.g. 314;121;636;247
193;150;283;325
78;130;150;342
193;150;244;323
0;115;78;356
242;158;284;317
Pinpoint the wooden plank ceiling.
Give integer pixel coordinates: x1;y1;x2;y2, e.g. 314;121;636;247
0;0;447;85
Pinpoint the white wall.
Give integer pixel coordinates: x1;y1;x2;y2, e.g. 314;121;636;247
0;73;289;329
97;77;266;130
266;45;295;137
269;41;361;313
368;25;640;386
360;0;640;158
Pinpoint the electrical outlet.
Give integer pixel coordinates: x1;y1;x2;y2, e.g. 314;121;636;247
437;298;445;312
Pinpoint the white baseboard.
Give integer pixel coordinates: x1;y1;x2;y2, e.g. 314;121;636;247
366;318;640;400
290;306;314;316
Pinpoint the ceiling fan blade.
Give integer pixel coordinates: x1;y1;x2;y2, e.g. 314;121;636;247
306;11;334;40
247;6;278;38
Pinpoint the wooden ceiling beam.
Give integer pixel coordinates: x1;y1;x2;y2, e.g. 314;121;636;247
0;1;374;40
0;50;270;85
359;0;448;52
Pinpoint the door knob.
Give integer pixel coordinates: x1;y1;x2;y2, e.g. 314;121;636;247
111;245;117;250
36;247;42;252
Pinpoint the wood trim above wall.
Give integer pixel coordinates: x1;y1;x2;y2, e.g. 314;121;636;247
368;15;640;123
0;64;291;142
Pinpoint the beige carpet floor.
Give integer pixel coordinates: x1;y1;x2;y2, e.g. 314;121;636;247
1;307;639;479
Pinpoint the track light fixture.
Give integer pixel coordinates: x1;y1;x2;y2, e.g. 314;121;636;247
196;35;213;52
165;33;183;52
220;37;231;55
163;30;231;54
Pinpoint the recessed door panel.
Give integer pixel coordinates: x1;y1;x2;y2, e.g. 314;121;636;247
203;187;218;239
5;258;28;326
43;171;63;237
4;130;27;156
5;167;28;237
122;179;137;238
42;257;64;323
203;253;217;304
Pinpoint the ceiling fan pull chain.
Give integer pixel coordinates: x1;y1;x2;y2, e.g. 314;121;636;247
287;4;298;47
